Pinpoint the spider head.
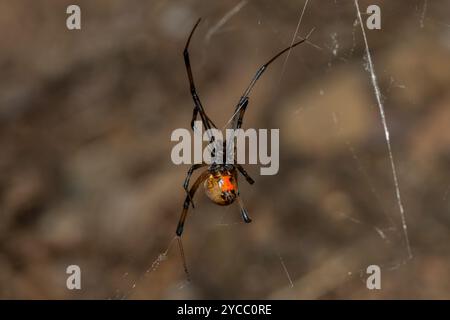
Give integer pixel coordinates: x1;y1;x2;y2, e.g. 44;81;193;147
204;168;238;206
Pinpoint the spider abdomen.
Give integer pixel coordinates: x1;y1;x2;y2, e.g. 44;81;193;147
204;172;238;205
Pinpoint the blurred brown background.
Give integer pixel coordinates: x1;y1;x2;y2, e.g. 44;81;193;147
0;0;449;299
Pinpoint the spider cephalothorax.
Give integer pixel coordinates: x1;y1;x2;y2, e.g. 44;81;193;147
174;18;308;272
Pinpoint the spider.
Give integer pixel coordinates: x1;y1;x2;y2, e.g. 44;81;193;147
175;18;308;277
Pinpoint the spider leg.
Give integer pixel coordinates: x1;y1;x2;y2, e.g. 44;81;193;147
223;97;249;160
190;107;200;130
191;107;217;131
237;193;252;223
229;35;310;128
176;170;210;237
233;97;249;130
176;236;190;281
183;163;207;209
184;18;217;132
236;164;255;185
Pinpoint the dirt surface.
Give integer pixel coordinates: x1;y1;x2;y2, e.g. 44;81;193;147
0;0;449;299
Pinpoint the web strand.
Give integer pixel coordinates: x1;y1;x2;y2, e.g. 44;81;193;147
354;0;412;260
278;0;310;85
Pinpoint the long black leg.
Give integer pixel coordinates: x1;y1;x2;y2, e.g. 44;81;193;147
237;194;252;223
176;170;209;237
229;35;310;128
184;18;216;131
224;98;249;160
176;168;208;281
233;97;249;130
191;107;217;131
236;164;255;185
176;236;190;281
183;163;207;208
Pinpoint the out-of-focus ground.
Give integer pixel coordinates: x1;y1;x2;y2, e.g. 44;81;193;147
0;0;449;299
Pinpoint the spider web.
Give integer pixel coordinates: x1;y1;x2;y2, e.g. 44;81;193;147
114;0;449;299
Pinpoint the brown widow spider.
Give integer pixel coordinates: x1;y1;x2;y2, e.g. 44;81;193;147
175;18;308;278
